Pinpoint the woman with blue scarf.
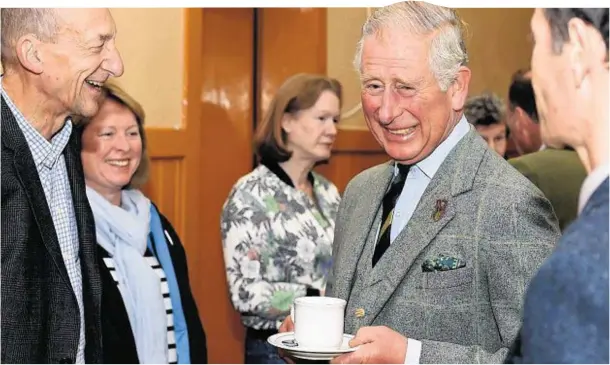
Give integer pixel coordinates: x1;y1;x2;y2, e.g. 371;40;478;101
76;83;207;364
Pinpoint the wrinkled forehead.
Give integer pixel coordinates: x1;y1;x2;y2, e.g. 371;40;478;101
55;8;116;42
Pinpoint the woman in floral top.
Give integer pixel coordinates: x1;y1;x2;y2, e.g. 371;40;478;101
221;74;343;363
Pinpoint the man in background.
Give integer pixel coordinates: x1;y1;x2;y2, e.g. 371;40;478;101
507;70;586;231
464;92;509;157
506;7;609;363
1;8;123;363
505;69;543;155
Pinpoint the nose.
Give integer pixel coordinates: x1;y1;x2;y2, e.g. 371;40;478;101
104;44;124;78
327;121;338;137
113;133;130;151
378;89;401;124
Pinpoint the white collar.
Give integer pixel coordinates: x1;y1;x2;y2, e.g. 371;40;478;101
578;164;610;214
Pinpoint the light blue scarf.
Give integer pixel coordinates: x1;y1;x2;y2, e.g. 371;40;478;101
86;186;168;364
148;205;191;363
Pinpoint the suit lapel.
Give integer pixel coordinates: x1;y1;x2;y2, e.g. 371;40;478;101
64;131;103;362
363;130;487;324
1;97;72;287
331;163;393;301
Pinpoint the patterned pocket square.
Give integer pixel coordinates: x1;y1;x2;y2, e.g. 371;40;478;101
422;254;466;272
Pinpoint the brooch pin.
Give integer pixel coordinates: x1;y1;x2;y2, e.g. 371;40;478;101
354;308;366;318
432;199;448;222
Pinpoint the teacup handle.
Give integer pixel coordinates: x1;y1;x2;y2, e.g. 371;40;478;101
290;305;295;324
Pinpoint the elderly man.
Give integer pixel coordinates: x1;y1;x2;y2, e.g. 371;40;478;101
1;8;123;363
280;2;560;364
507;71;586;231
506;8;609;363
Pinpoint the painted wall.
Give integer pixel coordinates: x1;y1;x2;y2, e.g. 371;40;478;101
110;8;184;128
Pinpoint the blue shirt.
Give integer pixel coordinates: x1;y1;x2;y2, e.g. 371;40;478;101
1;87;86;363
390;117;471;242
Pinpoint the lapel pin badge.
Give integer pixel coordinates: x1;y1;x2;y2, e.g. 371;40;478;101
355;308;365;318
432;199;448;222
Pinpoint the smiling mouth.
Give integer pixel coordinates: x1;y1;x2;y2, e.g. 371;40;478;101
106;159;129;167
387;127;416;136
85;79;104;91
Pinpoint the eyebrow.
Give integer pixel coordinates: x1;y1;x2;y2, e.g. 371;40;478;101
85;32;114;45
98;33;114;43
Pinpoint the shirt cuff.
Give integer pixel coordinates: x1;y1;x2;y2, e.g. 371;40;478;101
404;338;422;364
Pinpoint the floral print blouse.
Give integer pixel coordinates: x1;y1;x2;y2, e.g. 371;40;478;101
221;162;341;330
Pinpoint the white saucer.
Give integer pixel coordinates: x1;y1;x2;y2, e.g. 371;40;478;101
267;332;359;360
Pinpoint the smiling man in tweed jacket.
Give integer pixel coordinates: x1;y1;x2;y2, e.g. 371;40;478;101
320;3;561;364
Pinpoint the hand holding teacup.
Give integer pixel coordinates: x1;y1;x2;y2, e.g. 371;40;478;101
278;296;348;362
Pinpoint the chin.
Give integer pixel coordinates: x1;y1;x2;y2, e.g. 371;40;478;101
382;140;423;162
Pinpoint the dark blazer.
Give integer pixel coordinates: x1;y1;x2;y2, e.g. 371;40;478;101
99;204;208;364
1;96;103;363
506;178;609;363
509;148;586;232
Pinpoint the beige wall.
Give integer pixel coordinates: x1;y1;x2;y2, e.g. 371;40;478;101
327;8;533;129
111;8;184;128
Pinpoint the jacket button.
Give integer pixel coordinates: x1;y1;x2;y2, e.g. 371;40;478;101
59;357;74;364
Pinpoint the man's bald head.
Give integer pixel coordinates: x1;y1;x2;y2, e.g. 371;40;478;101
1;8;59;69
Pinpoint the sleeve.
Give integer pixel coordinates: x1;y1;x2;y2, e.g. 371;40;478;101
419;187;559;364
404;338;422;364
521;239;609;363
220;187;309;321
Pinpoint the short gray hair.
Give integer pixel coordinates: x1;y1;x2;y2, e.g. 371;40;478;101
354;1;469;91
1;8;58;68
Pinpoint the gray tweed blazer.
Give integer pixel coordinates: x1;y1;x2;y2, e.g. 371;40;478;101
326;129;560;363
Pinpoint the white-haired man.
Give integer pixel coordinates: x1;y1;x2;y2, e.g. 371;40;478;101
281;2;559;364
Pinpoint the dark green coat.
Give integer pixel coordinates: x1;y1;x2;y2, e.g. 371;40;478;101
509;148;586;232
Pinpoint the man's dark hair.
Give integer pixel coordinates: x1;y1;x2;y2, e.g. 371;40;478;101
508;69;538;123
464;92;506;127
544;8;609;54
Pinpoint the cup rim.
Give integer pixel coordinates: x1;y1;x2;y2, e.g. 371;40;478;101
294;296;346;307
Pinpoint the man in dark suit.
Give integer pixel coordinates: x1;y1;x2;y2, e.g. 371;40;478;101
506;7;609;363
1;8;123;363
506;71;586;231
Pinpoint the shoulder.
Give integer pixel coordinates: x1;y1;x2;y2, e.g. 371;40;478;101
343;161;392;196
480;150;545;199
312;171;340;196
526;221;609;314
151;201;176;233
473;152;560;238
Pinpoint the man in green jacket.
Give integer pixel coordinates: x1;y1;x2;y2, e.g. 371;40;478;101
506;70;586;231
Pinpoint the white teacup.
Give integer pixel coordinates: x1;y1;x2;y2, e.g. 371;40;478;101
290;296;346;349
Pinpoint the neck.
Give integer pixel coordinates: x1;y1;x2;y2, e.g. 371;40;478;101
577;121;609;174
576;74;609;174
88;181;122;206
2;72;69;140
278;157;314;190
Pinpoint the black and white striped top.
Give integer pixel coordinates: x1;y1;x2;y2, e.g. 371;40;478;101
103;251;178;364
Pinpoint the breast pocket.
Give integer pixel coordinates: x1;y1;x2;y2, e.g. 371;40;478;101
417;267;474;289
416;267;474;306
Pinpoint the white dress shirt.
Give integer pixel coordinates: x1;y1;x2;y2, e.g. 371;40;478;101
578;164;609;215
